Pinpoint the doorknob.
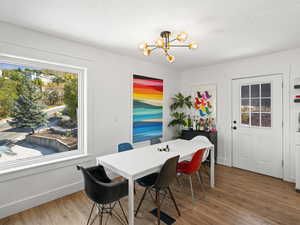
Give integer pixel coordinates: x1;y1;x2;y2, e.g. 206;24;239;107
232;126;237;130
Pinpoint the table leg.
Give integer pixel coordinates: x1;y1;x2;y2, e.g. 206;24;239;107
128;177;135;225
210;146;215;188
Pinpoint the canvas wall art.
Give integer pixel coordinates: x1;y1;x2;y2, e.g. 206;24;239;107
192;84;217;120
132;75;163;143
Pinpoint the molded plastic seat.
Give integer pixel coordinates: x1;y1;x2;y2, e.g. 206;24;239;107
135;156;181;225
118;142;133;152
177;149;206;202
77;165;128;225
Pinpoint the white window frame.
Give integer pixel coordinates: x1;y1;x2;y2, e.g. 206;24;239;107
0;53;87;173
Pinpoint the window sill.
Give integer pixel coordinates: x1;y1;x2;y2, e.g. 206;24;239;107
0;153;93;183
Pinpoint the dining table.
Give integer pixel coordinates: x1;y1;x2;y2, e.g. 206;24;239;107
96;138;215;225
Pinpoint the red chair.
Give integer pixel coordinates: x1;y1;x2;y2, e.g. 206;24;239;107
177;149;206;202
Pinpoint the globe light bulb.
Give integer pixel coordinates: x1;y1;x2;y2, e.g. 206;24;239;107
176;32;188;42
139;42;148;50
143;48;152;56
155;38;164;48
166;55;175;63
188;41;198;49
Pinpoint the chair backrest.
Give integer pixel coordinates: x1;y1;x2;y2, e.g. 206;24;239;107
191;136;211;161
77;165;123;204
118;142;133;152
184;149;205;174
150;138;161;145
154;155;180;190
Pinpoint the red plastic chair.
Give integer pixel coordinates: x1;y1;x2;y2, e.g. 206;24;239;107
177;149;206;202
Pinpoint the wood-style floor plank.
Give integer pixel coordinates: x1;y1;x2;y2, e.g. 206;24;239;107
1;165;300;225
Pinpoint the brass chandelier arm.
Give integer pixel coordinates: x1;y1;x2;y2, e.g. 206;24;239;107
168;45;190;47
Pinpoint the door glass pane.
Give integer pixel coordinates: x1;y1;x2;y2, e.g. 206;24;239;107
241;99;249;112
241;113;249;125
261;83;271;97
250;99;260;112
261;113;271;127
251;113;260;126
251;84;260;98
241;85;249;98
261;98;271;112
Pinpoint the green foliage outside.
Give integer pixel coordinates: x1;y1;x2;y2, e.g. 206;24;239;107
0;68;78;128
0;77;18;118
64;77;78;121
9;78;47;133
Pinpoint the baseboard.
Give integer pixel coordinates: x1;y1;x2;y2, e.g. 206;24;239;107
217;157;231;167
0;180;83;219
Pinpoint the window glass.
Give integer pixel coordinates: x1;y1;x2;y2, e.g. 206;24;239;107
0;61;81;167
241;85;249;98
261;113;271;127
241;99;250;112
251;113;260;126
261;83;271;97
261;98;271;112
250;99;260;112
241;113;250;125
240;83;271;128
251;84;260;98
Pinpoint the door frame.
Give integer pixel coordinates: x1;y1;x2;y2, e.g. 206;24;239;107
229;72;291;181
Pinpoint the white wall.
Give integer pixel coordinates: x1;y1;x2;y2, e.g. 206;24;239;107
180;48;300;183
0;22;180;218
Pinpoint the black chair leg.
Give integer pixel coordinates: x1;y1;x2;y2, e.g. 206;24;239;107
156;191;161;225
98;206;103;225
167;187;181;216
135;187;148;217
118;200;128;224
87;203;96;225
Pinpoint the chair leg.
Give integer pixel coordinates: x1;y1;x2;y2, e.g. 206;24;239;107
118;200;128;224
156;191;161;225
196;171;202;184
176;174;181;186
167;187;181;216
189;176;195;204
98;205;103;225
134;183;136;195
198;170;205;191
87;203;96;225
135;187;148;217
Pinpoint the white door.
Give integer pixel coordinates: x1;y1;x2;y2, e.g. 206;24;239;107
232;75;283;178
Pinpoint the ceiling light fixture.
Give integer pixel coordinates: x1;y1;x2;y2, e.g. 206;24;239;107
139;31;198;63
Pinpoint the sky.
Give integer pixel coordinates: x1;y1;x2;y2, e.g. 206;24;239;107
0;63;41;71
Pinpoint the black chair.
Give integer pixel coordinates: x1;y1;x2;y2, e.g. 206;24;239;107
150;138;161;145
135;156;181;225
77;165;128;225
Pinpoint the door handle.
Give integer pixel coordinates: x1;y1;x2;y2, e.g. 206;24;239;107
232;126;237;130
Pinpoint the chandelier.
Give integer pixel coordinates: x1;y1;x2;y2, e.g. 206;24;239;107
138;31;198;63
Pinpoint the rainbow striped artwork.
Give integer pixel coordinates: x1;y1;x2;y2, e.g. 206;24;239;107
132;75;163;143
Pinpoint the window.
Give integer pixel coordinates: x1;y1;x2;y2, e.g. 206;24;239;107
240;83;271;127
0;54;86;171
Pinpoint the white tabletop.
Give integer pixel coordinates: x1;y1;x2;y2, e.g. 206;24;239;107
96;138;215;225
97;139;213;180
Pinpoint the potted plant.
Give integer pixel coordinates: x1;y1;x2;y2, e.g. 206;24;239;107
168;93;192;138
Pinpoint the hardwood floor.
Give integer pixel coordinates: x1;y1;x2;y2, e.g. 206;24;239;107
1;165;300;225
